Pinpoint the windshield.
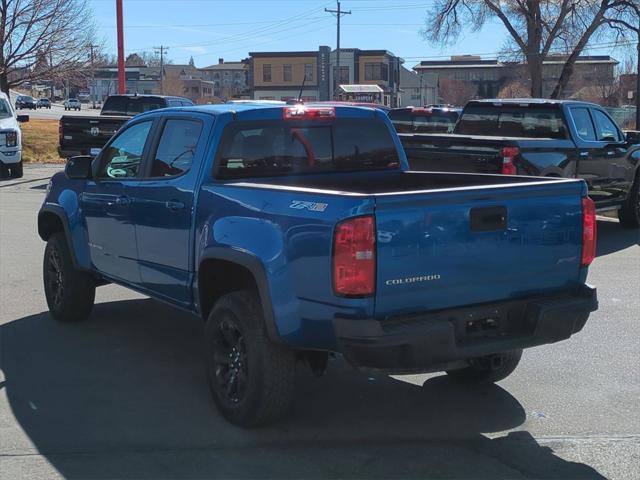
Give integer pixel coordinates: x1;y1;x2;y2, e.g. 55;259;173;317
456;105;568;139
216;118;400;179
0;99;12;119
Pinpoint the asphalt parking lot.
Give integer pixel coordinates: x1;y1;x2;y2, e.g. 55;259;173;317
0;165;639;480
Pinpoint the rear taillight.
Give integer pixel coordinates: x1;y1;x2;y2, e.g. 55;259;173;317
581;197;597;267
333;216;376;297
501;146;519;175
58;120;63;144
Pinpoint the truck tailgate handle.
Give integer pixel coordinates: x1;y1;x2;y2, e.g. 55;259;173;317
470;206;507;232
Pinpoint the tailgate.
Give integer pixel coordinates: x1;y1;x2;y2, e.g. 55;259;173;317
374;179;586;318
60;116;127;151
400;133;511;174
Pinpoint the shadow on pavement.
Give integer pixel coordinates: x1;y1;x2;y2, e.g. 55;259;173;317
1;299;606;479
596;218;640;257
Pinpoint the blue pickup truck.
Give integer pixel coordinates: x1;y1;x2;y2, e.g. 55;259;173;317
39;103;598;427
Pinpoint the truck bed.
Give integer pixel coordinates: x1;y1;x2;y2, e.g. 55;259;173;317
228;169;572;195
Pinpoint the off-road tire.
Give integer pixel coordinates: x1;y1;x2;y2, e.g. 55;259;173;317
204;290;295;427
446;349;523;384
43;232;95;322
10;161;23;178
618;174;640;229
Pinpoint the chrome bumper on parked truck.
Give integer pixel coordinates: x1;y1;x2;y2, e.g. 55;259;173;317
334;285;598;372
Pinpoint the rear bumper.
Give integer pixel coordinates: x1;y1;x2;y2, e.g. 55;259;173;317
334;285;597;372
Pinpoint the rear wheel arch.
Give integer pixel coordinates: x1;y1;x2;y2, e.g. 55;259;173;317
197;250;281;343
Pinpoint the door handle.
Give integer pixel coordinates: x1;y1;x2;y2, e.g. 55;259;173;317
579;151;589;157
114;195;131;206
165;200;185;211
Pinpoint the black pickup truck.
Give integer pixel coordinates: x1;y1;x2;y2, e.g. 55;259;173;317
400;99;640;228
58;94;193;157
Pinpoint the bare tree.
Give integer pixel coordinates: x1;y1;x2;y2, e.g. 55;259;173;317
125;53;145;67
0;0;99;95
137;50;173;68
438;78;477;105
422;0;637;98
498;79;531;98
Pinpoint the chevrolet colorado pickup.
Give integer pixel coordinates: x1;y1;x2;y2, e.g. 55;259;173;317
400;99;640;228
58;94;194;158
39;103;598;427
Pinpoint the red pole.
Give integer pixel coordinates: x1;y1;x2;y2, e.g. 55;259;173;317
116;0;125;94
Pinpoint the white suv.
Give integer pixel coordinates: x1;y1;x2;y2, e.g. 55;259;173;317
64;98;82;111
0;91;29;178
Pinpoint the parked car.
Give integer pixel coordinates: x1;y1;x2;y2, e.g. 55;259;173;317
399;99;640;228
63;98;81;111
39;103;598;427
58;94;194;157
15;95;36;110
37;98;52;109
389;106;461;133
0;91;29;178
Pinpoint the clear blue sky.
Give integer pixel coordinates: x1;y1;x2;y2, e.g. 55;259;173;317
89;0;626;69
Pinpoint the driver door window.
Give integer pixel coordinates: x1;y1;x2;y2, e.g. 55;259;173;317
98;121;153;179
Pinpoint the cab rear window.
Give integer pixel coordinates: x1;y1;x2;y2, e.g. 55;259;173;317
216;119;400;178
456;105;568;139
102;96;167;116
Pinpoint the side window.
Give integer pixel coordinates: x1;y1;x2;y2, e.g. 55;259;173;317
570;107;596;141
592;109;621;142
98;121;153;179
149;119;203;177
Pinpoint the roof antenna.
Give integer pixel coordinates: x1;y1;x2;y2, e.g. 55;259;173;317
286;74;307;105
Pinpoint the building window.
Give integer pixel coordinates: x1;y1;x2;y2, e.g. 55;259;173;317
333;66;349;85
263;64;271;82
283;64;292;82
365;63;388;81
305;64;314;81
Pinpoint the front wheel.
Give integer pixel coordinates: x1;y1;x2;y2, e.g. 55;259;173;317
446;349;522;384
204;290;295;427
618;175;640;229
43;232;96;322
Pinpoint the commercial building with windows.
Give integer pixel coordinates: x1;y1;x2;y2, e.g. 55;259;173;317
199;58;250;99
89;66;161;101
249;47;330;102
413;54;619;100
248;47;404;106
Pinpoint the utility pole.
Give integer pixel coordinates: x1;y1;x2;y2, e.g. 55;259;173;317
154;45;169;94
325;1;351;100
88;43;99;108
116;0;125;94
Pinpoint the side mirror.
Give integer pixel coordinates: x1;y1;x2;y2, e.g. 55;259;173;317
65;155;93;180
625;130;640;144
16;115;29;123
